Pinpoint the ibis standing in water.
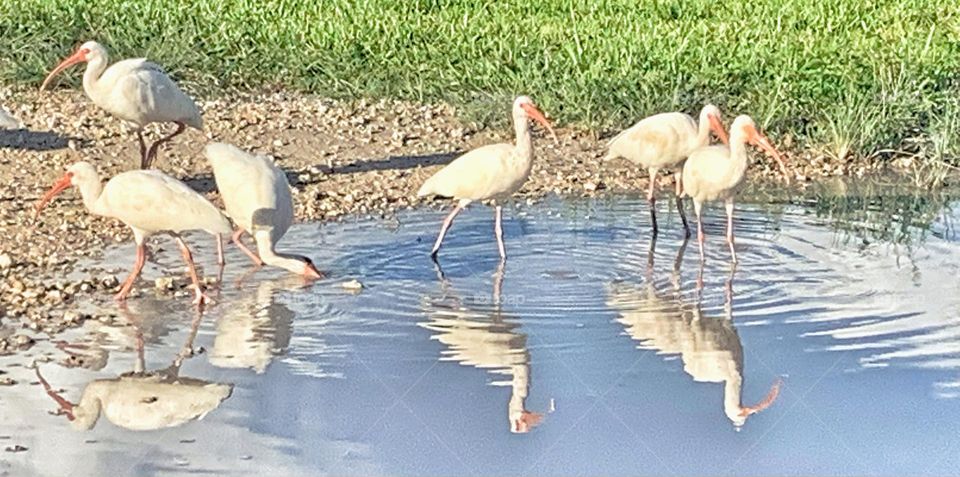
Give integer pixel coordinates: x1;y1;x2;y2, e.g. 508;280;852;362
604;105;729;236
204;142;322;278
35;162;231;305
417;95;555;260
682;115;789;262
40;41;202;169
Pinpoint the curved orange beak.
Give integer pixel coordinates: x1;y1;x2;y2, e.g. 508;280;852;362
35;172;74;219
40;49;88;91
747;127;790;184
520;103;558;144
708;114;729;145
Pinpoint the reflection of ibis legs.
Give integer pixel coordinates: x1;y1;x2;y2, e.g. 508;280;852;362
725;198;737;263
116;241;147;301
494;205;506;259
430;203;464;258
674;172;691;238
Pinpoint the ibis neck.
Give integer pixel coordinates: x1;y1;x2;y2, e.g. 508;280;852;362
728;133;751;173
254;230;309;275
78;177;106;216
508;363;530;423
513;115;533;161
696;116;712;148
723;373;745;425
71;385;104;430
82;56;109;99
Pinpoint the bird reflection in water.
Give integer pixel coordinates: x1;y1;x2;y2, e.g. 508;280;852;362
208;275;299;374
34;304;233;431
607;238;781;427
420;260;544;433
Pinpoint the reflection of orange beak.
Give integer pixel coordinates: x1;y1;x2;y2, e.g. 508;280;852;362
40;49;88;91
739;377;783;418
708;114;729;145
520;103;558;144
35;172;74;219
749;129;790;184
304;262;324;279
511;410;544;433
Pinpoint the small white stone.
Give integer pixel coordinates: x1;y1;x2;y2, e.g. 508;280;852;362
340;279;364;291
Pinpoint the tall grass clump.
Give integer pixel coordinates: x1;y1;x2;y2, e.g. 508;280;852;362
0;0;958;168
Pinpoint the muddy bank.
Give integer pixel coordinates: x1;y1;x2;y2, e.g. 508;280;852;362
0;87;892;353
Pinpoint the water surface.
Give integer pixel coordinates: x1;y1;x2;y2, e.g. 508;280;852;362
2;186;959;476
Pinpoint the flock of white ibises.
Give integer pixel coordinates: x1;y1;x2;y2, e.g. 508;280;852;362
20;40;790;307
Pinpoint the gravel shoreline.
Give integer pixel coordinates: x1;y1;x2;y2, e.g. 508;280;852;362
0;87;892;356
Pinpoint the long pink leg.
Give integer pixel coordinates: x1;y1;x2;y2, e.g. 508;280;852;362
725;197;738;263
174;236;210;306
431;203;464;258
144;122;187;168
674;171;691;238
115;242;147;301
694;199;705;262
233;229;263;266
494;205;506;259
647;169;659;235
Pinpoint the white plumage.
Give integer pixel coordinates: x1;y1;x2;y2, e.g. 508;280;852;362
682;115;790;262
417;95;555;260
41;41;202;168
35;162;231;304
204;142;322;278
604;105;728;235
0;106;21;129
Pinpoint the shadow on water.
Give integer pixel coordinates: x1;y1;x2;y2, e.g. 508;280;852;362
0;129;77;151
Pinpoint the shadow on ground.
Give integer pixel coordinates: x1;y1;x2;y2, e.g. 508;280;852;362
181;151;460;194
0;129;77;151
333;152;459;175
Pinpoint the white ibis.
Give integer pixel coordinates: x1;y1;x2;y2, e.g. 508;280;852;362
682;115;789;262
204;142;323;278
420;261;544;433
40;41;202;169
0;106;21;129
606;246;781;427
604;105;729;236
34;308;232;430
35;162;232;304
417;95;555;260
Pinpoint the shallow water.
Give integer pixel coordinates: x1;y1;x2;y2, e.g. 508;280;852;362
3;188;960;476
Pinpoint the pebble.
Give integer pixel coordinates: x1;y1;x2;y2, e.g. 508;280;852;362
341;279;364;291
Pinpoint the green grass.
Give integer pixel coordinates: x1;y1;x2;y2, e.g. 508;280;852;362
1;0;959;170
